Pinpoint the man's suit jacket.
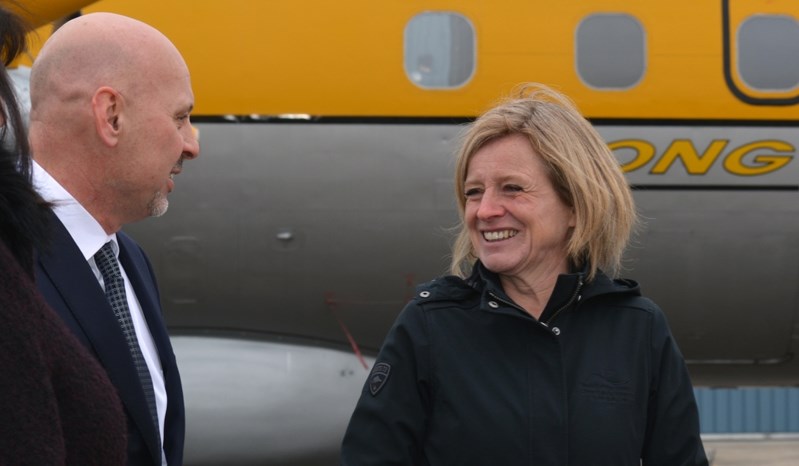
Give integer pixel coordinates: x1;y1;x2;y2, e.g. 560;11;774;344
35;213;185;466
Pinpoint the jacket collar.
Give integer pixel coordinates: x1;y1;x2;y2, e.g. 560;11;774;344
465;261;640;318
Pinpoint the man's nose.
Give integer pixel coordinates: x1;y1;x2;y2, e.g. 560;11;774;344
183;124;200;159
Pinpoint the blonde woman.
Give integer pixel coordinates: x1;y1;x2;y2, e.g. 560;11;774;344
341;84;707;465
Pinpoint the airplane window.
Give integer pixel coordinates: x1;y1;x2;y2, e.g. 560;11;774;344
404;12;475;89
737;15;799;91
576;14;645;89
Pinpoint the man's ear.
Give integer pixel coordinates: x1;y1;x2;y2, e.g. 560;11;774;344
92;86;123;147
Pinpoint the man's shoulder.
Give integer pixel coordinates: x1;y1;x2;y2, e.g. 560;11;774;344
115;231;157;281
116;230;140;247
116;231;148;259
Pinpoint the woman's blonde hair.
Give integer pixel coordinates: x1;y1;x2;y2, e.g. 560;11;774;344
450;83;637;281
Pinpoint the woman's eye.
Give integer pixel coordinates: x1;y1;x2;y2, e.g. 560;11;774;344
505;184;523;192
464;188;481;198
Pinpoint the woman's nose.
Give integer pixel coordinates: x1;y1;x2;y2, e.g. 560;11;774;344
476;189;504;219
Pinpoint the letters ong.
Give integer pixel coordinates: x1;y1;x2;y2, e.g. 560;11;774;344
610;139;794;176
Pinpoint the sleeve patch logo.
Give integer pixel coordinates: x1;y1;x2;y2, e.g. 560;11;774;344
368;362;391;396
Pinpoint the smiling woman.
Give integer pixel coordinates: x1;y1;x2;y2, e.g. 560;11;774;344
451;84;637;287
462;133;577;313
340;83;708;466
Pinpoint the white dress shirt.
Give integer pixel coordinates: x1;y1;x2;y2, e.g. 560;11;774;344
33;161;168;465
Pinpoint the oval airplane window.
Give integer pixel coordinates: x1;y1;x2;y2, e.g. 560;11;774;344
404;12;476;89
738;15;799;91
576;14;646;89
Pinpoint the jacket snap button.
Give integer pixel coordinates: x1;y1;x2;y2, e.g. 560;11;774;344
419;291;431;298
488;301;499;309
552;327;561;336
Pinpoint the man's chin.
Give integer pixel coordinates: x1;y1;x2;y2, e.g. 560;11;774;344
148;194;169;218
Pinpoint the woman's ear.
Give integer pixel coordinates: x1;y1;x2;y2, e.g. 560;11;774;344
92;86;123;147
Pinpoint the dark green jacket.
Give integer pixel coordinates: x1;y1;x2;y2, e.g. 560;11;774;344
341;262;708;466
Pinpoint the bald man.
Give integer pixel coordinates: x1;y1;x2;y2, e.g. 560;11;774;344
30;13;199;466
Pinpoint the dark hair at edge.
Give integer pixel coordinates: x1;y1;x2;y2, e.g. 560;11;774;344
0;4;51;276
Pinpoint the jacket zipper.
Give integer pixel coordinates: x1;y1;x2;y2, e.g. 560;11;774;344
487;277;584;329
542;277;583;327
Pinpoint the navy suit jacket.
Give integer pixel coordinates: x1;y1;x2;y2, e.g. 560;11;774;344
35;213;185;466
